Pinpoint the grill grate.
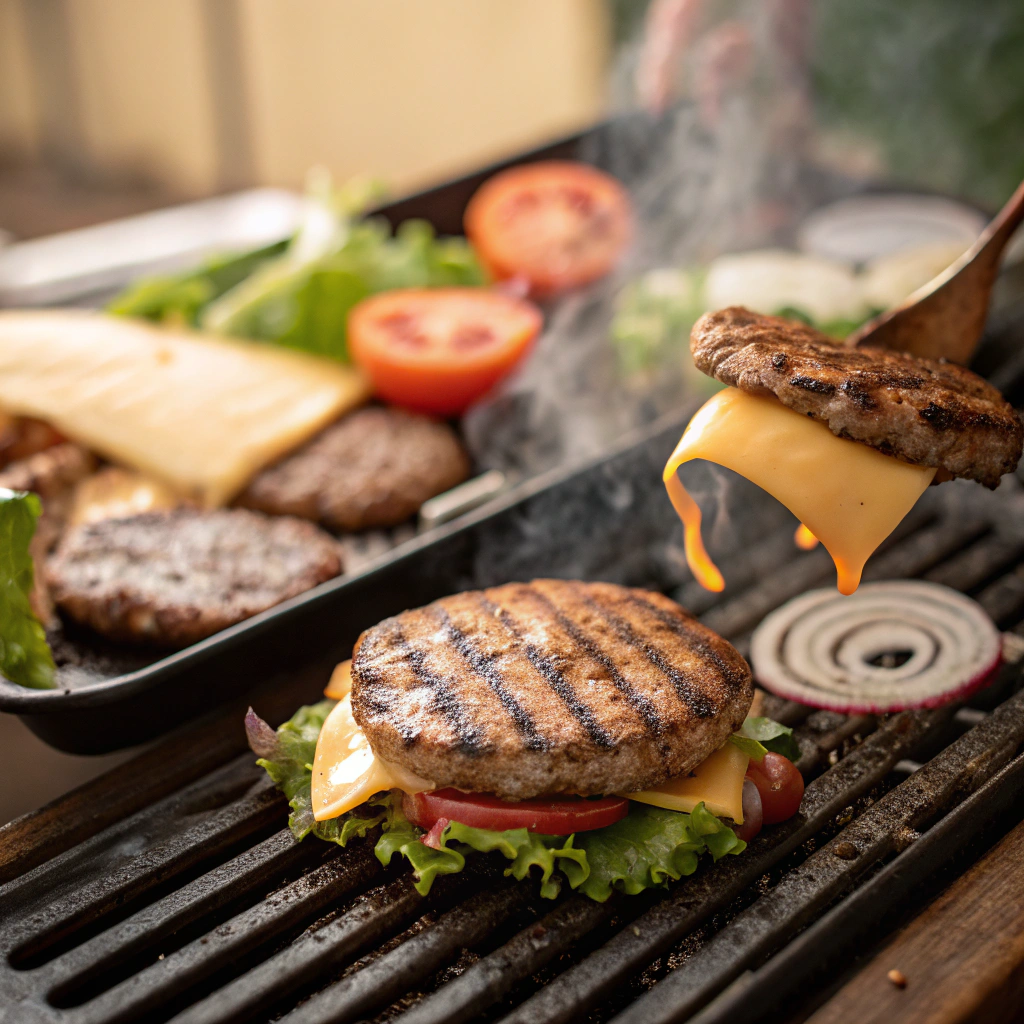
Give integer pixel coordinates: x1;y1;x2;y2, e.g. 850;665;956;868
5;474;1024;1024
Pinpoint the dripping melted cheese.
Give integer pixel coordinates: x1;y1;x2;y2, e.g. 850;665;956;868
664;388;936;595
312;677;750;824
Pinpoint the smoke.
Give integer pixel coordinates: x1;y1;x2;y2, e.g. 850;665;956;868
464;1;824;482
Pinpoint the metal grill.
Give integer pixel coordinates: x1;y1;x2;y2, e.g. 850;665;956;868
4;471;1024;1024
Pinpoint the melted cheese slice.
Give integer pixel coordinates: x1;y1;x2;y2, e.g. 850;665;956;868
323;659;352;700
311;695;433;821
625;742;749;821
664;387;936;595
0;310;370;506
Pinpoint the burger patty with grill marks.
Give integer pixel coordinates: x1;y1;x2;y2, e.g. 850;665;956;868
350;579;753;799
47;508;343;647
691;307;1023;488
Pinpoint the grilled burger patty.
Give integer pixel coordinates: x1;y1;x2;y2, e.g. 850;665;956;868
691;307;1023;488
350;579;753;799
238;406;471;532
48;508;342;646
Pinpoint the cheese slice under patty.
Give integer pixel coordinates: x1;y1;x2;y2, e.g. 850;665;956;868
664;387;936;595
0;310;370;506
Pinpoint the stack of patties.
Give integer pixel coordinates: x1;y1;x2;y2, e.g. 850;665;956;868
249;580;803;901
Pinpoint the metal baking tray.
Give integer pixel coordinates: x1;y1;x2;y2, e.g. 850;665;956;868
0;402;708;753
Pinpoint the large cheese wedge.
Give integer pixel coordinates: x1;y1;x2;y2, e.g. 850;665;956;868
625;742;749;822
0;310;370;506
664;387;935;595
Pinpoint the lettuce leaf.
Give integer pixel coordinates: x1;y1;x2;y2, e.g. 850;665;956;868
734;716;801;762
0;490;55;688
248;701;747;902
107;243;288;327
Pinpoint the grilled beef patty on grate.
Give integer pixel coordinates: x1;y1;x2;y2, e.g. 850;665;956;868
691;306;1023;488
48;508;343;647
350;579;752;799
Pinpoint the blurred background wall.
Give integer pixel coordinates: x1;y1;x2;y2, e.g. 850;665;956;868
0;0;608;222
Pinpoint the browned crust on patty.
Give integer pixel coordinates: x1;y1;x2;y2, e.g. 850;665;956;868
238;406;471;532
691;307;1023;488
47;508;342;647
350;579;753;799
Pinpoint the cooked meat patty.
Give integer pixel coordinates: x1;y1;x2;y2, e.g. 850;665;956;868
691;307;1023;488
350;579;752;799
47;508;342;647
238;406;471;532
0;443;98;627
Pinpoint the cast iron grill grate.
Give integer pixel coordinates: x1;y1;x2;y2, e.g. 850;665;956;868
4;471;1024;1024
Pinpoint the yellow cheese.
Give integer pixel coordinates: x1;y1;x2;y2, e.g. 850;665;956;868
664;387;935;595
0;310;371;506
323;659;353;700
626;742;749;822
69;466;182;526
311;694;433;821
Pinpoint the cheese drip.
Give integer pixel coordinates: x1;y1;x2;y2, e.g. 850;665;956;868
312;674;750;824
664;388;936;596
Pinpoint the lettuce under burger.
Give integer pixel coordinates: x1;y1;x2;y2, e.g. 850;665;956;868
247;581;803;902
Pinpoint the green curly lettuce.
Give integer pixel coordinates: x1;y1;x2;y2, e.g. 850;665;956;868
248;701;748;902
729;716;802;763
0;489;55;689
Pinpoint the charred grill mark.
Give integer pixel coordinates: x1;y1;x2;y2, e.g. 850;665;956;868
919;401;954;430
840;379;877;410
391;626;486;755
771;352;788;370
789;374;836;395
527;585;665;737
351;644;419;744
435;605;549;752
580;593;717;718
625;594;750;698
482;593;615;749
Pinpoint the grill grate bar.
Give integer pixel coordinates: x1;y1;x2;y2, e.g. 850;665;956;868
610;682;1024;1024
2;761;275;963
396;895;617;1024
924;533;1024;593
168;874;426;1024
280;883;533;1024
39;829;321;1006
67;842;385;1024
860;517;989;583
675;749;1024;1024
491;705;954;1024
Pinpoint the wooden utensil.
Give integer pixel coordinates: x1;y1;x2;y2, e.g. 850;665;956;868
847;178;1024;364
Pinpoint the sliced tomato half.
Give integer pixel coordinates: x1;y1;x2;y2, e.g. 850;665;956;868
348;287;542;416
464;160;633;297
403;788;629;836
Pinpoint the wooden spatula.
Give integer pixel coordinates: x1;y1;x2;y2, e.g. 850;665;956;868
847;178;1024;365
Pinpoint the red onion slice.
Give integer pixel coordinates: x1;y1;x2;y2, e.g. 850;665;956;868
750;581;1002;713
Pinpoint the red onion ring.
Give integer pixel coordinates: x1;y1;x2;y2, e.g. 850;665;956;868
750;581;1002;713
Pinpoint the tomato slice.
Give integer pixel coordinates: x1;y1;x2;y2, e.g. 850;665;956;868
464;161;632;297
348;287;542;416
744;752;804;825
403;789;629;836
